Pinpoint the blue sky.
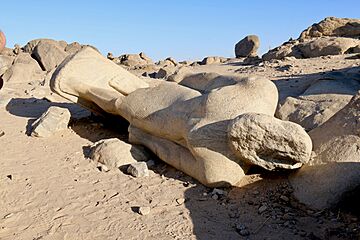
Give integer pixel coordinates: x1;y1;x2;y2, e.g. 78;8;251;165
1;1;359;61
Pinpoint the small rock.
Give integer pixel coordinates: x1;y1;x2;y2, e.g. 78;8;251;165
31;106;71;137
146;160;156;167
235;223;246;231
107;52;114;60
258;205;268;214
98;164;109;172
280;195;289;202
282;213;293;220
127;162;149;177
155;67;175;79
229;212;237;218
3;213;13;219
176;198;185;205
13;44;20;55
212;188;227;196
90;139;147;169
239;229;250;236
211;194;219;200
138;206;150;215
0;130;4;137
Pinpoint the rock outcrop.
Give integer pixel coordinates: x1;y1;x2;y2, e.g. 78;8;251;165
290;92;360;209
299;17;360;39
263;17;360;60
276;68;360;131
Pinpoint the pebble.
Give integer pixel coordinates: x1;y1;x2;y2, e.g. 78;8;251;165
98;164;109;172
146;160;155;167
138;206;151;215
282;213;293;220
280;195;289;202
127;162;149;177
211;194;219;200
235;223;246;231
176;198;185;205
212;188;227;196
239;229;250;236
258;205;268;214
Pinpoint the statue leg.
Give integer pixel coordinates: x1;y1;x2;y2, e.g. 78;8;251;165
129;125;245;187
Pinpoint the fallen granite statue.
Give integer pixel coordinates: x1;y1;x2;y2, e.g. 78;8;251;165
50;47;312;187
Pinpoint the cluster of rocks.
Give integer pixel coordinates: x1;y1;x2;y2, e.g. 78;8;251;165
0;38;97;97
263;17;360;60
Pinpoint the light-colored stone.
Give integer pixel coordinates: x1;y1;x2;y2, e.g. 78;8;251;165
235;35;260;58
290;92;360;209
31;106;71;137
175;198;185;205
90;138;148;169
127;162;149;177
228;113;312;170
138;206;150;215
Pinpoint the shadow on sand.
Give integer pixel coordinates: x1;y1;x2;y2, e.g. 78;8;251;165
5;97;128;142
